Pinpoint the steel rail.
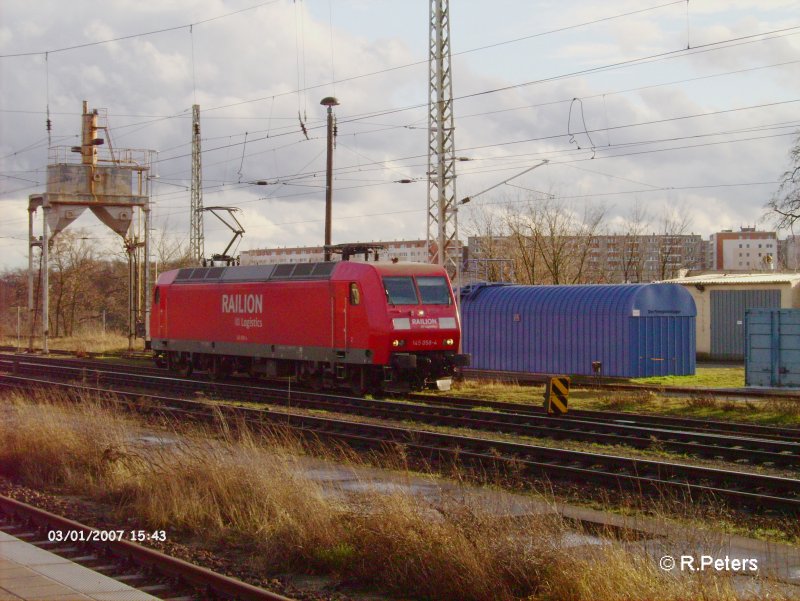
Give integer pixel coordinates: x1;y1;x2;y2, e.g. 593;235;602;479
0;494;296;601
3;352;798;443
408;391;800;442
2;373;800;514
3;358;799;467
463;367;800;399
4;349;798;402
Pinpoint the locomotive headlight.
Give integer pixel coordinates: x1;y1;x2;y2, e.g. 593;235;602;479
445;338;454;346
392;339;406;347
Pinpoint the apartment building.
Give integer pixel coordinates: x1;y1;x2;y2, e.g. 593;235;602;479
466;233;706;284
240;239;434;265
587;234;706;282
708;228;779;271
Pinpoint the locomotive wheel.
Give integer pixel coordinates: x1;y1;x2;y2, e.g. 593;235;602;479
308;371;324;391
349;368;366;396
179;361;193;378
171;353;192;378
208;356;230;381
367;374;384;396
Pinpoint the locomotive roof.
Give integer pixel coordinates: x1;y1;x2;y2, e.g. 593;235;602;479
160;260;448;285
368;262;449;276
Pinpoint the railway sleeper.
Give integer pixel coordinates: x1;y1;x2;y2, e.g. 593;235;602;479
70;554;100;562
138;584;175;594
89;563;120;574
116;573;149;583
10;530;37;540
49;546;80;555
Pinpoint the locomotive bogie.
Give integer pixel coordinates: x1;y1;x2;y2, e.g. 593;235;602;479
150;261;469;393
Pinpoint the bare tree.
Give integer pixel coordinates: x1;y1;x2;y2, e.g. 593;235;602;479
532;198;606;284
572;203;607;283
655;205;692;281
619;202;650;283
501;195;606;285
1;224;192;341
0;269;27;338
152;225;193;272
48;230;101;336
504;202;541;285
463;205;514;282
767;133;800;228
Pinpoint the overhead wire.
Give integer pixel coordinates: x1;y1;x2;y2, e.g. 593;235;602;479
328;0;336;95
0;0;283;58
261;102;800;184
198;0;689;113
190;26;198;105
44;53;52;147
3;112;796;203
2;4;798;246
502;179;779;204
3;15;796;168
148;82;800;173
3;0;796;150
5;52;796;180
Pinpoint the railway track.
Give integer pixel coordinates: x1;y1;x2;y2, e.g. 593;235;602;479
5;347;798;400
2;355;799;468
0;494;294;601
2;370;800;514
407;392;800;443
5;353;799;446
464;367;800;399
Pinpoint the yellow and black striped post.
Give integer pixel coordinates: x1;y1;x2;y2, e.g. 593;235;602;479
544;376;570;415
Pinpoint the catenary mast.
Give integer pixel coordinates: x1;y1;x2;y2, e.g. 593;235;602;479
427;0;459;282
190;104;204;264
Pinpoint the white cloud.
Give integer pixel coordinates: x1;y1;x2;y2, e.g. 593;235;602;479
1;0;798;272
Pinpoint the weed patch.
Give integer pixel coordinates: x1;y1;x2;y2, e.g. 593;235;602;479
0;389;791;601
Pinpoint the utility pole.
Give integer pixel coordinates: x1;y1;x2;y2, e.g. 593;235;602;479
428;0;459;284
27;199;41;351
190;104;204;264
321;96;339;262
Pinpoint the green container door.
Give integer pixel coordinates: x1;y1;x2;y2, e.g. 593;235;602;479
745;309;800;387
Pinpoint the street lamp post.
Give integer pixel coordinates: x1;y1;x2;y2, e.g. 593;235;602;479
321;96;339;261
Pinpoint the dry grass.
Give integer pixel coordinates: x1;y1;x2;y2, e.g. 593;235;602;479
540;547;734;601
451;377;533;400
449;379;800;427
118;430;344;569
0;328;138;355
0;389;134;488
0;390;789;601
599;389;658;411
763;397;800;418
685;395;721;410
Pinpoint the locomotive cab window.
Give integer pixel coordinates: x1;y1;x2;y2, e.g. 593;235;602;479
383;277;419;305
349;282;361;305
416;276;451;305
153;287;160;304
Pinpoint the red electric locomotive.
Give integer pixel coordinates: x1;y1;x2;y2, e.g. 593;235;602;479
150;260;469;391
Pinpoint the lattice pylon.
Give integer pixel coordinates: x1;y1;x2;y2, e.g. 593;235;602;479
190;104;204;264
427;0;459;279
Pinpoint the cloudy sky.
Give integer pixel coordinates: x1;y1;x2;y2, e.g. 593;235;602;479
1;0;799;270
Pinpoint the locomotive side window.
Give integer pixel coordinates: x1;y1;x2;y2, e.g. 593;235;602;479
383;277;419;305
349;282;361;305
416;276;451;305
